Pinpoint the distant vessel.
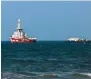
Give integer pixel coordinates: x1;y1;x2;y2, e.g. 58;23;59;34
10;19;37;43
68;38;80;41
68;38;88;42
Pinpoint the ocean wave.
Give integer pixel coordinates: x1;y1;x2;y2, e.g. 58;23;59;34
72;73;91;78
47;58;57;61
2;72;91;79
2;72;61;79
10;57;59;63
10;58;38;63
2;72;38;79
39;73;60;78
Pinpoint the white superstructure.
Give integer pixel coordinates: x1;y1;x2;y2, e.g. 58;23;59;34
68;38;80;41
11;19;26;39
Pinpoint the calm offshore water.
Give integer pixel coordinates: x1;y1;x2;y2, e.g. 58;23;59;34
1;41;91;79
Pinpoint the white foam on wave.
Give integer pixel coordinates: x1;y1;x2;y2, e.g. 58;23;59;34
2;72;37;79
3;71;91;79
80;73;91;77
39;73;60;78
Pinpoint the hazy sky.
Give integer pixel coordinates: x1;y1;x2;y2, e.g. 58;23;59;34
1;1;91;41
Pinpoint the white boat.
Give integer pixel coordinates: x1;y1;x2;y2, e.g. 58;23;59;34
68;38;80;41
68;38;88;42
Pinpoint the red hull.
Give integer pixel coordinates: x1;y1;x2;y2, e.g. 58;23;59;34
10;38;36;43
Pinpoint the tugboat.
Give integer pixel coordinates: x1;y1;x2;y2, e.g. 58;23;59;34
10;19;37;43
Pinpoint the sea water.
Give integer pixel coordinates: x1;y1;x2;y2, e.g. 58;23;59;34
1;41;91;79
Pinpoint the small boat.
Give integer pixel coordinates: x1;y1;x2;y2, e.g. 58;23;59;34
10;19;37;43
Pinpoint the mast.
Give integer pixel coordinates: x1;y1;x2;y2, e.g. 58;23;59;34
16;19;23;38
17;19;22;31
